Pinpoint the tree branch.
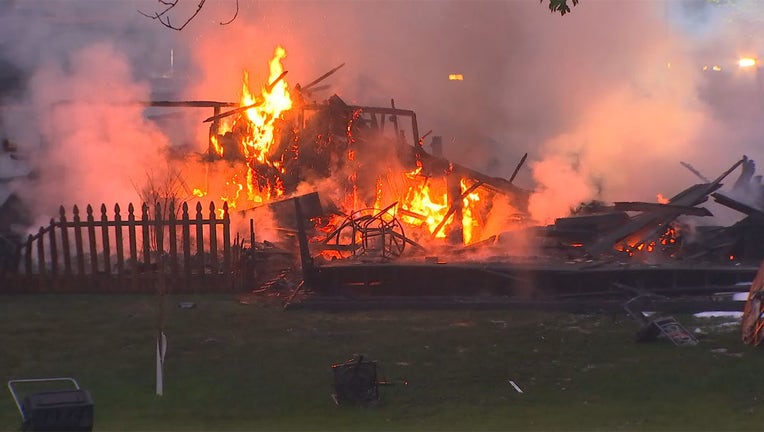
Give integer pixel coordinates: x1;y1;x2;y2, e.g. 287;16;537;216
138;0;207;31
219;0;239;26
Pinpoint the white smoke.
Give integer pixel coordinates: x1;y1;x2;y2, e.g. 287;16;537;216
0;1;179;226
2;0;763;235
27;43;169;218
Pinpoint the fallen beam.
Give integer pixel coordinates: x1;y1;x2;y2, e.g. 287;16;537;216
613;202;713;217
586;157;745;256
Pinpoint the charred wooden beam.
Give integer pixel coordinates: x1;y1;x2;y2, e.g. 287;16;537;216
712;192;764;222
300;63;345;91
397;208;427;222
554;212;628;230
509;153;528;183
586;158;746;256
202;71;289;123
143;100;238;108
416;150;531;211
613;202;713;217
432;180;484;238
239;192;324;228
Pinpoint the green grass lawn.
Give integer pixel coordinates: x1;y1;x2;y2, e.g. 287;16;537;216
0;294;760;431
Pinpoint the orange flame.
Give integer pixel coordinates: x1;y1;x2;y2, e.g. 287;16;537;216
239;46;293;166
210;134;224;157
400;177;450;238
192;47;294;216
461;178;481;244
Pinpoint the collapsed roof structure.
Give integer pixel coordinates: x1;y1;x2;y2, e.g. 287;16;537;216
177;63;764;311
4;58;764;314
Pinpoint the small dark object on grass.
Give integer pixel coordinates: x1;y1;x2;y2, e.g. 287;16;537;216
331;354;380;406
178;301;196;309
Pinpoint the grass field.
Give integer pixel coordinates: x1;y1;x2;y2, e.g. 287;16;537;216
0;293;760;431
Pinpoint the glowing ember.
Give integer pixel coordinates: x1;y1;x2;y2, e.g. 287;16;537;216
405;160;424;179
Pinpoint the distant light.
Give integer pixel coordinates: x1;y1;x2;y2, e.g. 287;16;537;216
712;65;722;72
739;57;757;68
448;74;464;81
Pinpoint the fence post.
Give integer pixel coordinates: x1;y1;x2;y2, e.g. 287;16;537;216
195;202;204;275
168;202;178;279
86;205;98;275
73;205;85;276
100;204;111;278
182;203;191;279
209;202;218;276
155;202;164;267
36;227;46;278
223;202;231;279
59;206;72;275
114;204;125;276
128;203;138;292
48;218;58;277
142;203;151;281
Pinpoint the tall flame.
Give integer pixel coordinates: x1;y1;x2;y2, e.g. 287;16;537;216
240;46;293;166
461;178;481;244
400;177;450;238
193;46;293;212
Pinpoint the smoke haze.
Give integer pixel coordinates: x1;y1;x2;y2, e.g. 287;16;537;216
2;0;764;232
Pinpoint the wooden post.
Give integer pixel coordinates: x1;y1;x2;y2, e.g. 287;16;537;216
168;202;178;279
182;203;191;280
48;218;58;277
59;206;72;276
36;227;45;277
128;203;138;292
100;204;111;278
114;204;125;284
48;218;58;290
154;202;164;266
73;205;85;276
142;203;151;283
195;202;204;275
222;202;231;285
86;205;98;275
208;202;218;276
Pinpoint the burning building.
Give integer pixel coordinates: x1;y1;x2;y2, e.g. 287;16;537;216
2;0;764;311
144;47;759;309
188;47;532;259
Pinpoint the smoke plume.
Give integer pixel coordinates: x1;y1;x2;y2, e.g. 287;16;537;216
2;0;763;235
